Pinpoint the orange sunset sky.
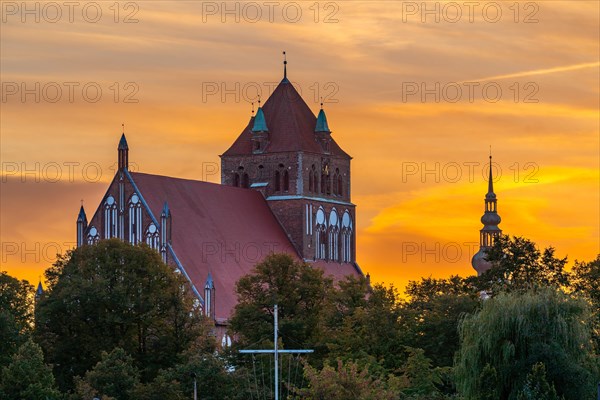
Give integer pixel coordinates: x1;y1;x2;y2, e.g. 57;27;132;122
1;1;599;291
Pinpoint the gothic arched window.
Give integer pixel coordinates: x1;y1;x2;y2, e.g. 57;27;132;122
146;223;159;250
337;175;343;197
242;173;249;188
328;209;340;262
309;172;313;192
314;207;327;260
233;173;240;187
104;195;117;239
87;226;99;245
341;211;353;262
128;194;142;244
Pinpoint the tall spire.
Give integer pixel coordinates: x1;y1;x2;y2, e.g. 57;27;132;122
76;204;88;247
471;151;502;276
35;279;44;300
118;128;129;171
487;148;494;196
282;51;289;83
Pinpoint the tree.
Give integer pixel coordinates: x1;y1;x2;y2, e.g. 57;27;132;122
392;347;447;399
155;346;242;400
322;281;405;375
479;235;569;293
571;255;600;348
516;363;562;400
35;239;203;391
294;359;398;400
0;338;61;400
0;271;34;367
75;347;139;400
455;287;598;400
402;276;480;368
230;253;333;354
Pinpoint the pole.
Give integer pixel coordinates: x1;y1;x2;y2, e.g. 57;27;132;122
191;372;197;400
274;304;279;400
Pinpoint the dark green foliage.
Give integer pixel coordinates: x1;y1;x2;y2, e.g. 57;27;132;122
75;348;139;400
295;359;398;400
230;253;333;357
571;255;600;348
516;363;561;400
35;239;203;391
455;287;598;400
156;347;242;400
479;235;569;293
323;280;405;374
394;347;447;399
0;271;34;367
0;338;61;400
403;276;480;368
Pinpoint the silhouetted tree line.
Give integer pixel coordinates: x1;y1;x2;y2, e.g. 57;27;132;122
0;236;598;399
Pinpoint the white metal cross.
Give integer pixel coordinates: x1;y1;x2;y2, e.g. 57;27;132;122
239;304;314;400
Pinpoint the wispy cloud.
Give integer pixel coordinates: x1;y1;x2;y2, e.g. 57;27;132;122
465;62;600;83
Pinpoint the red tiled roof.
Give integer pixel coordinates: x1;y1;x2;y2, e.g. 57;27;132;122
128;172;360;321
222;80;350;158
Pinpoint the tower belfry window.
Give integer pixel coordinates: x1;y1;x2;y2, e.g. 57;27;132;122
274;170;281;191
283;170;289;191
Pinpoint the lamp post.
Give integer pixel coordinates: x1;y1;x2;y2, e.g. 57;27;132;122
191;372;197;400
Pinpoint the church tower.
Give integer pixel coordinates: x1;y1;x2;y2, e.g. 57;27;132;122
471;154;502;275
221;56;356;264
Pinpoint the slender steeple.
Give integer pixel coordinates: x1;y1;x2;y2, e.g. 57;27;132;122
204;272;215;319
76;204;88;247
251;96;269;153
252;107;268;132
35;280;44;301
471;153;502;275
315;101;331;133
314;100;332;153
118;124;129;171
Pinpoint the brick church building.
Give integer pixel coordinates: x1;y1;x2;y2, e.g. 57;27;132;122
76;63;363;342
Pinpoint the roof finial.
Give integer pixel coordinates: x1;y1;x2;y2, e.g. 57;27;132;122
257;95;261;107
320;96;323;109
283;51;287;80
122;123;125;134
251;102;255;116
80;199;83;206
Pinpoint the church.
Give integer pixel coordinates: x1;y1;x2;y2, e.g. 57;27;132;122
75;60;364;340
